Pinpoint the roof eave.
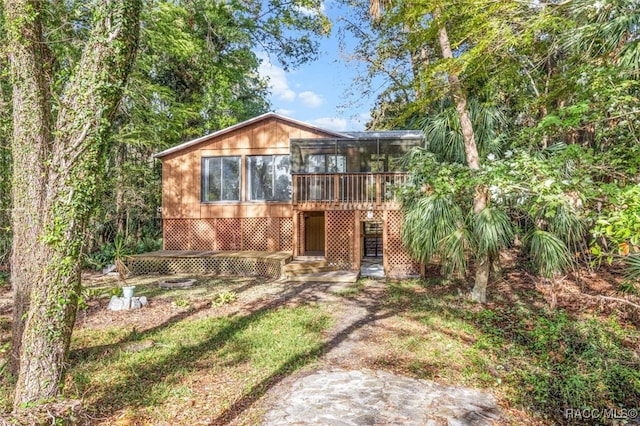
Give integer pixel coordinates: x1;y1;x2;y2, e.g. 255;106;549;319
153;112;351;159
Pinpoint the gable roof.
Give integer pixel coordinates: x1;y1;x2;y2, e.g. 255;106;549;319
153;112;351;159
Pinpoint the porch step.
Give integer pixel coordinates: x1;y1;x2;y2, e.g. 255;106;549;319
284;265;339;276
283;257;338;279
283;259;331;271
286;270;360;283
282;257;358;282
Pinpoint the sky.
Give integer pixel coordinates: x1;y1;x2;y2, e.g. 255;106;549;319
257;1;374;132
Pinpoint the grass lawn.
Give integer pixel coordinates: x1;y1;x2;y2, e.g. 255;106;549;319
0;269;639;425
379;279;640;424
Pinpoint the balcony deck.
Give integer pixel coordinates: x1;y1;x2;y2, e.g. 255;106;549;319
292;172;407;210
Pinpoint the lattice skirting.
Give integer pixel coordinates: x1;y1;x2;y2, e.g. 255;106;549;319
326;211;356;271
386;210;420;277
127;254;285;279
164;218;293;252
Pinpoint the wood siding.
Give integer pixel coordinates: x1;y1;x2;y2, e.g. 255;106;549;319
161;117;334;220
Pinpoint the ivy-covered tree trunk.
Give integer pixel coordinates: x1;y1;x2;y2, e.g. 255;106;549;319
4;0;52;375
4;0;141;406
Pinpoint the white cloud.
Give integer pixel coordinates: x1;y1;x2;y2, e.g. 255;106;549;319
275;108;296;116
258;55;296;102
299;91;324;108
309;117;348;132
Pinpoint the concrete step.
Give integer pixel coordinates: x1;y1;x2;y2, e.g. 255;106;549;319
286;270;360;283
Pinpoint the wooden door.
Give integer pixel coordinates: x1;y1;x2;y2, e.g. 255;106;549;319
305;213;325;254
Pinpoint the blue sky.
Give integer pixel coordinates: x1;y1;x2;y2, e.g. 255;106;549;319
258;1;374;132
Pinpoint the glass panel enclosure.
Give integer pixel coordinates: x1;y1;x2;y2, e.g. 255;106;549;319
307;154;346;172
380;139;417;172
291;137;422;173
247;155;291;201
291;139;337;173
202;156;241;202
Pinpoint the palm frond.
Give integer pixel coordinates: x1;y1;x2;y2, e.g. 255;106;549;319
566;0;640;70
624;254;640;281
441;227;471;278
402;194;463;264
533;142;567;160
422;99;509;164
527;229;572;278
548;203;586;253
473;207;514;258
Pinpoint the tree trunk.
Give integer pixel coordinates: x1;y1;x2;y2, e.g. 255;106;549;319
432;8;489;302
433;8;480;170
471;186;489;303
6;0;141;406
4;0;52;375
490;254;502;281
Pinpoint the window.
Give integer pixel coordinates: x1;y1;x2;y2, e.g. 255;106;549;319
247;155;291;201
201;156;240;202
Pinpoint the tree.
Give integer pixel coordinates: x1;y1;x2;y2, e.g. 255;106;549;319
365;0;502;301
4;0;141;405
89;0;330;252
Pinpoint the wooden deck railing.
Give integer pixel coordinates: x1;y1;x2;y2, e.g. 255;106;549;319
292;173;408;207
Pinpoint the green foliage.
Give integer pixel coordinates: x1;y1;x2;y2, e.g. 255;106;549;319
399;141;590;283
212;290;238;307
592;185;640;258
85;236;161;270
472;207;513;259
77;286;101;310
351;0;640;279
172;297;191;309
420;99;509;165
402;193;464;266
617;280;639;296
480;310;640;422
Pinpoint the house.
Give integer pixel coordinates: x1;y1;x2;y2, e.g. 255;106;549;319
154;112;422;277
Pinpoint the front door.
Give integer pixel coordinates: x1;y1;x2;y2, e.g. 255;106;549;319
304;212;325;255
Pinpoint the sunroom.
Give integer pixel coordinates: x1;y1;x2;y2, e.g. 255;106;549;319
290;132;423;208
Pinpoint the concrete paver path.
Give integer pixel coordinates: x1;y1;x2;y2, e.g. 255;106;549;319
258;279;502;425
262;368;501;425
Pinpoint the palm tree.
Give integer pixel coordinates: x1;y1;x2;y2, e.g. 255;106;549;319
402;189;513;301
369;1;480;168
565;0;640;70
369;0;495;301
